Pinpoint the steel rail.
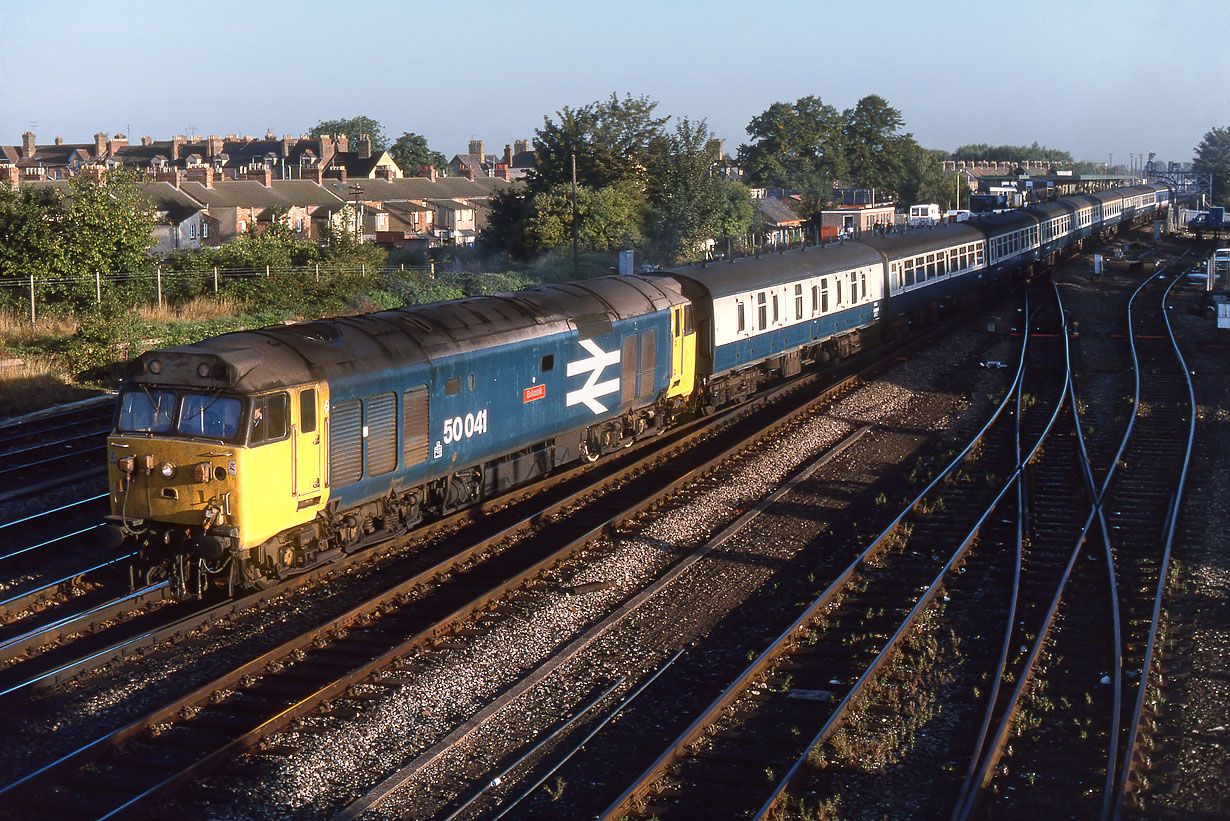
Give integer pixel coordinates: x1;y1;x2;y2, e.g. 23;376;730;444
1109;270;1196;817
758;287;1072;821
0;552;134;621
0;493;107;532
601;293;1036;819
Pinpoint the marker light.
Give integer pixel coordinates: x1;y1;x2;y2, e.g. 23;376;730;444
159;461;176;479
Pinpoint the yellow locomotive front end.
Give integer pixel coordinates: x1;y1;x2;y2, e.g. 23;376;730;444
103;347;330;597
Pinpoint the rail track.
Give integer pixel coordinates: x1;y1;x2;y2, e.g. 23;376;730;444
0;331;904;819
0;398;114;499
594;282;1061;820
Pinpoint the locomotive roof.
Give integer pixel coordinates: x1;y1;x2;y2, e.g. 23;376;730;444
664;243;883;298
127;275;682;394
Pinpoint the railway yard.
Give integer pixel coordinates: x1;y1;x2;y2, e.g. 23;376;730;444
0;231;1227;820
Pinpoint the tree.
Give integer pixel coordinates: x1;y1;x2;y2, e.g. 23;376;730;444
738;96;846;213
646;119;753;264
895;143;951;207
308;115;387;151
841;95;910;194
1193;126;1230;207
389;132;447;176
57;172;157;279
531;93;670;191
0;184;60;282
522;181;646;253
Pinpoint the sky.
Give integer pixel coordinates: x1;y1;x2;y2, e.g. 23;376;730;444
2;0;1226;168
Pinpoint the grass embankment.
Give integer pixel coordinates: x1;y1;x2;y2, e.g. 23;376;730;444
0;254;620;422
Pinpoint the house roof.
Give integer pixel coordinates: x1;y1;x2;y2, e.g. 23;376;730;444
755;197;805;227
271;180;346;208
181;180;289;209
136;182;205;224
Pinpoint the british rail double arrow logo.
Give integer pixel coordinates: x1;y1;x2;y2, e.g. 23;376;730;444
565;339;620;414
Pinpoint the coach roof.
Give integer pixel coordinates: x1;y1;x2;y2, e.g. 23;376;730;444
664;243;883;299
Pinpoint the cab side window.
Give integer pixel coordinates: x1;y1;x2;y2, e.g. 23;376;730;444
250;393;289;445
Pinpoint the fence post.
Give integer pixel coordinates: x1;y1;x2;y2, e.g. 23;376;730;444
266;265;270;278
29;274;35;326
157;266;163;311
214;266;219;294
362;263;365;276
96;271;101;304
430;260;435;277
315;263;319;282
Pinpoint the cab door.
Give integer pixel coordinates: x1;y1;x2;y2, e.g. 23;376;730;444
294;386;323;501
667;304;696;400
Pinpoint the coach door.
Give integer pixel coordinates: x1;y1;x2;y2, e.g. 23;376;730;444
293;387;323;502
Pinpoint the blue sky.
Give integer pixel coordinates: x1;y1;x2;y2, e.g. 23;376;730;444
1;0;1225;166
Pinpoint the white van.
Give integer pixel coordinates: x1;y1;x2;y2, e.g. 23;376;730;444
908;203;941;227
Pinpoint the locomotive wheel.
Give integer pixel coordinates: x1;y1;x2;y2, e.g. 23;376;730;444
580;437;600;462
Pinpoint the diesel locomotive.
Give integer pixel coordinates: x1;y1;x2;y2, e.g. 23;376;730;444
102;183;1170;596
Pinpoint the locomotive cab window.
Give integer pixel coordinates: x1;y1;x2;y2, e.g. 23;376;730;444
683;304;693;334
180;394;242;440
249;393;289;445
117;389;176;433
299;389;316;433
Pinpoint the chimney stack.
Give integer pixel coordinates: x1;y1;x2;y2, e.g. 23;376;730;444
141;136;152;147
54;136;63;146
513;139;529;155
95;132;108;157
184;166;215;188
208;135;224;158
282;135;295;158
335;134;349;153
420;164;437;181
469;139;485;162
108;134;128;155
21;132;36;156
358;134;372;159
503;144;512;165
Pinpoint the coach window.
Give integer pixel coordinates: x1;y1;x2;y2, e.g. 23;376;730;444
794;284;803;320
849;272;858;302
772;293;780;324
904;259;914;286
249;393;289;445
757;293;767;330
926;253;937;280
860;271;867;299
737;302;746;333
937;254;946;277
811;285;819;315
835;279;843;306
821;280;830;312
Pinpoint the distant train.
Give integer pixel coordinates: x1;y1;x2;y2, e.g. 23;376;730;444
103;183;1171;595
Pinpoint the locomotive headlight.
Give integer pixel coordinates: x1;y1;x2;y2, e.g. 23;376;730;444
159;461;177;479
197;362;212;379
